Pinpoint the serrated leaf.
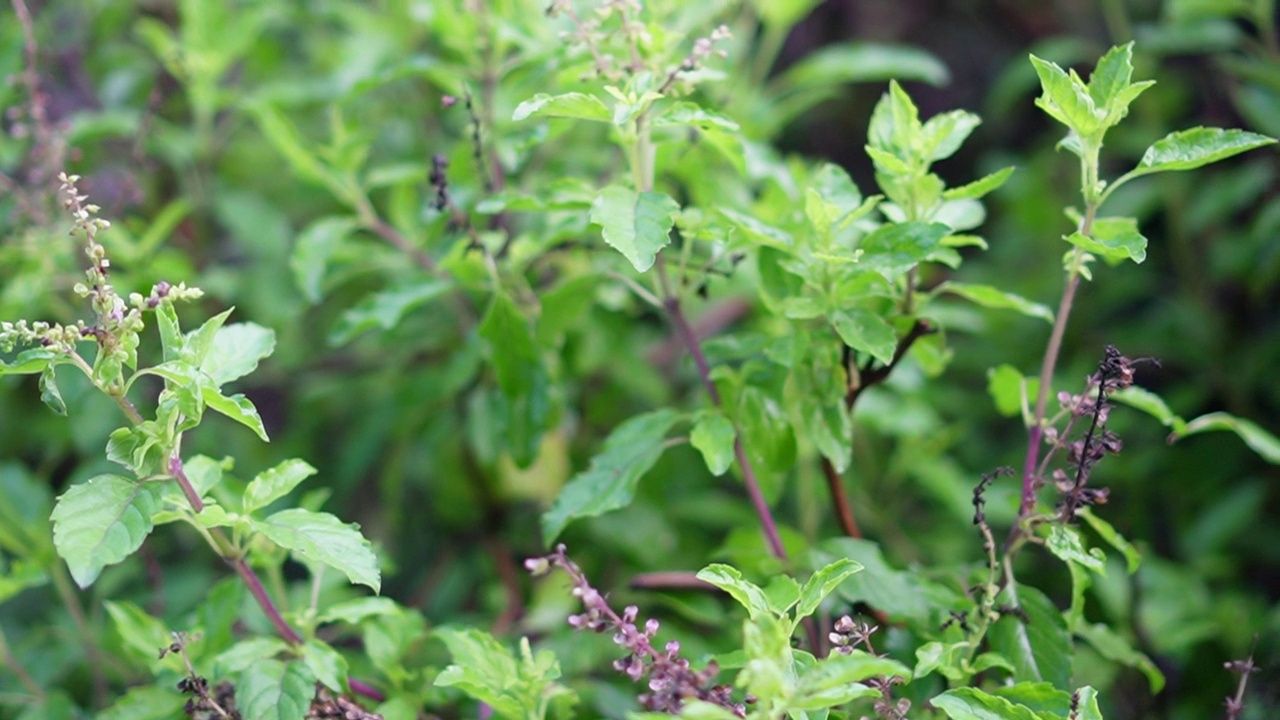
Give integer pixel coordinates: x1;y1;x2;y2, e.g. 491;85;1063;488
51;475;159;587
201;384;269;442
691;411;736;476
292;216;357;303
857;222;951;279
939;282;1054;323
201;323;275;386
541;409;680;541
589;185;679;272
989;682;1072;716
244;459;318;513
435;629;572;720
254;508;380;592
237;659;316;720
830;309;896;365
796;558;862;618
932;687;1046;720
512;92;611;122
329;280;453;346
1174;411;1280;463
1130;127;1276;175
696;563;773;619
988;583;1071;689
943;166;1016;200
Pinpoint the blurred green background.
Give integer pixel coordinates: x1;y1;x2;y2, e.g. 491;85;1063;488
1;1;1277;718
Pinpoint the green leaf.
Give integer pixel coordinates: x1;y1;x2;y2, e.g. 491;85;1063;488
1173;411;1280;463
915;641;972;681
512;92;611;123
51;475;159;587
541;409;680;541
1111;386;1185;434
749;0;822;29
105;600;170;668
938;282;1054;323
479;293;540;398
183;309;235;370
1064;217;1147;265
830;309;896;366
1076;622;1165;694
96;687;186;720
657;102;740;132
0;347;61;376
589;185;680;272
988;583;1071;689
920;110;982;162
214;637;291;675
691;411;736;476
237;659;316;720
1046;525;1106;573
943;166;1016;200
1074;686;1104;720
435;629;573;720
792;651;909;710
254;508;380;592
696;563;773;620
249;104;349;201
719;208;794;249
201;385;270;442
1087;43;1134;109
1079;508;1141;573
796;558;862;619
1030;55;1102;137
302;638;350;693
779;42;949;89
329;280;454;345
989;683;1072;717
318;597;402;625
987;364;1039;418
858;222;951;279
155;302;184;362
292;216;357;303
932;687;1046;720
1129;127;1276;176
39;366;66;415
819;537;944;622
244;459;318;513
201;323;275;386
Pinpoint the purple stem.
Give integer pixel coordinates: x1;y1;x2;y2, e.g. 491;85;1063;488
662;290;787;560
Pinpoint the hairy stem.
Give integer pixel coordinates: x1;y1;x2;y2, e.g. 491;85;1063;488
820;457;862;538
229;555;303;645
